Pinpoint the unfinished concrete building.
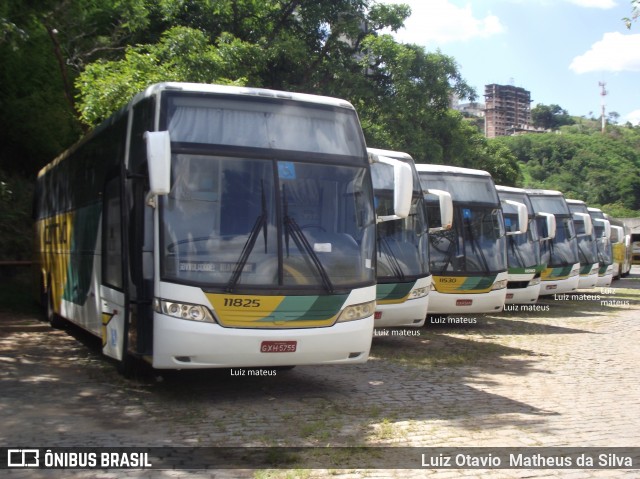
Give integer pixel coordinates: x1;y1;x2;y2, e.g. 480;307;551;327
484;84;532;138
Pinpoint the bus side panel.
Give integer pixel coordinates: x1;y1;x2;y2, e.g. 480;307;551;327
37;204;103;335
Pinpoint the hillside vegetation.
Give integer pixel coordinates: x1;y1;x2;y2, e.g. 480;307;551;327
492;120;640;217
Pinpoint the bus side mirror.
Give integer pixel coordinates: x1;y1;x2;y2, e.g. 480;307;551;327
538;212;556;240
593;219;611;239
611;225;624;244
145;131;171;206
503;200;528;235
425;189;453;232
371;155;412;222
573;212;593;236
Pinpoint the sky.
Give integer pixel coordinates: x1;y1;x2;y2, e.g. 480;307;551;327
378;0;640;125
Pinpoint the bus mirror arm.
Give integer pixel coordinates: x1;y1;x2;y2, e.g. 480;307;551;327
503;200;528;235
425;189;453;233
144;131;172;207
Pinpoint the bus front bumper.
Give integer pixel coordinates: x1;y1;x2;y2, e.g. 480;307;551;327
426;288;507;315
374;296;428;328
505;283;541;304
151;313;374;369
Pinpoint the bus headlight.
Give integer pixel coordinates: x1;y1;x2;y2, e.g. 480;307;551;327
529;277;541;286
337;300;376;323
409;286;429;300
569;269;579;278
154;298;216;323
491;279;508;291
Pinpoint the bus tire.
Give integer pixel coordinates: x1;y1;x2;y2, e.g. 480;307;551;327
45;287;66;329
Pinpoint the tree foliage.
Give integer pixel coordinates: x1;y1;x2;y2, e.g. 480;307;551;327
492;123;640;215
531;103;575;130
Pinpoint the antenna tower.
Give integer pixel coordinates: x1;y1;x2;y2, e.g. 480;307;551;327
599;81;607;132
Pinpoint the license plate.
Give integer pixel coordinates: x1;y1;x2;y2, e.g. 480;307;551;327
260;341;297;353
456;299;473;306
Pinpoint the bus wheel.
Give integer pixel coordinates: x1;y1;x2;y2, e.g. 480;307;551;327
116;353;136;377
45;288;66;329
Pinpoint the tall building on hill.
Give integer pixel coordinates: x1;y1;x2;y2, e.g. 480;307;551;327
484;84;532;138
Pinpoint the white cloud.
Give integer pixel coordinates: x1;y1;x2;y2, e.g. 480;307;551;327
380;0;505;45
625;109;640;125
565;0;617;8
569;32;640;73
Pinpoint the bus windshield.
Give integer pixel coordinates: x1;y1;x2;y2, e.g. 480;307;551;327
160;155;375;292
421;172;506;274
165;94;364;156
546;216;579;267
372;162;429;281
529;196;579;268
498;191;542;269
427;204;506;274
594;224;613;265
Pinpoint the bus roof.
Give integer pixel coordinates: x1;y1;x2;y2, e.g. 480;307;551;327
566;199;586;205
38;82;359;178
367;148;413;161
525;188;564;197
495;185;526;194
414;163;492;177
133;82;356;110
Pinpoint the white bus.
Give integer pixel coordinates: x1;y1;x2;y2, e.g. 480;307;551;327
607;216;632;279
368;148;452;328
587;207;613;287
34;82;412;372
497;186;555;304
526;189;580;295
566;199;598;289
415;165;523;315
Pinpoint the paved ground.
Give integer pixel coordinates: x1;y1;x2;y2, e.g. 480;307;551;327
1;268;639;478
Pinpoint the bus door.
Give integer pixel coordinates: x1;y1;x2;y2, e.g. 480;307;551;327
100;172;129;362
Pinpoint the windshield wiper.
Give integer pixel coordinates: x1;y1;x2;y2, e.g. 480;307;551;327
282;185;334;293
226;181;268;292
465;211;490;272
378;235;405;281
508;234;527;269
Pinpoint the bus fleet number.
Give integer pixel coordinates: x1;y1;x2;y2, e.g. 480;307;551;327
223;298;261;308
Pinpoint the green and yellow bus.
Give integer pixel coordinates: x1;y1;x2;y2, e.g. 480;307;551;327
526;189;580;295
566;199;598;289
367;148;452;328
587;207;613;288
34;82;411;371
497;186;554;304
416;165;519;314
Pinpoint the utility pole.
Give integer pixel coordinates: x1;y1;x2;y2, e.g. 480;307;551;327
599;81;607;132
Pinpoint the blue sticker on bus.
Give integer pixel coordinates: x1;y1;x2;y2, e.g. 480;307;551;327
505;217;512;227
278;162;296;180
463;208;471;219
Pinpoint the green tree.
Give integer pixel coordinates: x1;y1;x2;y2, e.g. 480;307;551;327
494;125;640;212
624;0;639;28
531;103;575;130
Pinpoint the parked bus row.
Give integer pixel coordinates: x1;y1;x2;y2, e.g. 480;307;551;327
33;82;633;375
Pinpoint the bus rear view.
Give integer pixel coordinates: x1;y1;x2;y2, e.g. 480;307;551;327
416;165;509;315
